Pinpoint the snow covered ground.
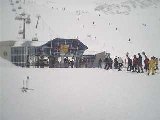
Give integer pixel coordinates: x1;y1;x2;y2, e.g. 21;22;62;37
1;58;160;120
0;0;2;41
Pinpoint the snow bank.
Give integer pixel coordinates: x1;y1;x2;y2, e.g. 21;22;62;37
0;57;15;68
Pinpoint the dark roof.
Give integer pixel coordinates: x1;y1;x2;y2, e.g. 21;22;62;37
41;38;88;50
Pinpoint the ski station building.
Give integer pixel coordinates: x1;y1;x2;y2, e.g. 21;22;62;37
0;38;110;68
11;40;45;67
0;38;90;67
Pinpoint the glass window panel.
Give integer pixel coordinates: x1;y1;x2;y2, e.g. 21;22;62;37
22;47;24;54
19;47;22;54
11;48;14;54
17;47;20;54
11;56;14;62
15;48;18;54
13;56;16;62
18;56;21;62
22;55;24;62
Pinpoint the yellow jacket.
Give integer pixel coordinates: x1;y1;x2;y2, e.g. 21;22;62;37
148;59;156;68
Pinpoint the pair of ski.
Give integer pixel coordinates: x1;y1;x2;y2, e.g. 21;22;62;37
21;87;34;93
21;76;34;93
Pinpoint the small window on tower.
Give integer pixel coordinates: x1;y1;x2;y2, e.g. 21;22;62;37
3;51;7;56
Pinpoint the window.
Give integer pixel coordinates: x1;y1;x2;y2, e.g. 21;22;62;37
3;51;7;56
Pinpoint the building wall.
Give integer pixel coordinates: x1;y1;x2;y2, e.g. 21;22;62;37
0;41;15;61
93;51;107;68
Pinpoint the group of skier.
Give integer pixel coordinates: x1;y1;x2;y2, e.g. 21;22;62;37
98;52;159;75
126;53;159;75
48;56;89;68
100;56;124;71
126;53;144;73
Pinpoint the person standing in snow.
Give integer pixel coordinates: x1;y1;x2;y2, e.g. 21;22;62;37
148;57;156;75
108;57;113;69
114;57;118;69
127;56;132;71
64;57;69;68
142;51;149;72
104;57;109;70
98;58;102;68
71;56;76;68
132;55;138;72
137;53;144;73
70;59;74;68
117;57;123;71
104;56;112;70
144;56;149;72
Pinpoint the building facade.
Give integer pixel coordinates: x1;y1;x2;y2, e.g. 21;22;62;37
10;38;88;67
0;39;111;68
0;41;16;61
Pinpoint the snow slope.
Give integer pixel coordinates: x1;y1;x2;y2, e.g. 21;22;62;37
1;0;160;57
0;1;3;118
0;57;16;68
1;66;160;120
0;0;2;41
0;57;16;120
0;71;2;120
